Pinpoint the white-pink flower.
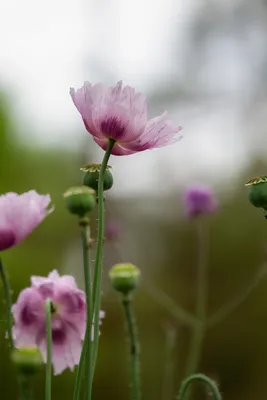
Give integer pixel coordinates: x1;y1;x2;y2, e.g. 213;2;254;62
0;190;53;251
70;81;182;156
12;270;104;375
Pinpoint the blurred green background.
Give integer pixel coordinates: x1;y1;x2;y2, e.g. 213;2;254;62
1;91;267;400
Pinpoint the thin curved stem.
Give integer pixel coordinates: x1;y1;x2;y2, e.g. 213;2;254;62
177;373;221;400
91;139;115;381
0;257;14;348
208;263;267;327
142;277;198;328
122;294;141;400
185;222;208;378
110;232;198;327
45;299;52;400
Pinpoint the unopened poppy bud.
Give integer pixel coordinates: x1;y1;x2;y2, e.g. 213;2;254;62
246;176;267;210
81;164;114;191
11;347;43;375
63;186;96;217
109;263;140;295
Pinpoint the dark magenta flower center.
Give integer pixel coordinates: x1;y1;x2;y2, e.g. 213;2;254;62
59;291;85;313
101;117;126;140
0;229;16;251
21;305;37;326
52;328;66;345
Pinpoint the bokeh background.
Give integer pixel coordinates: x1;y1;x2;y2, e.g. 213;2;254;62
1;0;267;398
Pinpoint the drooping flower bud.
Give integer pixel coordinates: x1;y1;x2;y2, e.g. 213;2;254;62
11;347;43;375
246;176;267;211
81;164;113;191
63;186;96;217
109;263;140;295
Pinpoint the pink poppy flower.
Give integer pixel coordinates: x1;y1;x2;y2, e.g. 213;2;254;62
183;184;218;218
12;270;104;375
0;190;53;251
70;81;182;155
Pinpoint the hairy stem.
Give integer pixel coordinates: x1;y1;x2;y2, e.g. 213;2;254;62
91;139;115;381
177;373;221;400
45;299;52;400
72;328;89;400
0;257;14;348
122;294;141;400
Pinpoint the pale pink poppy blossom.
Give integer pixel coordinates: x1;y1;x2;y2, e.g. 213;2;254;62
0;190;53;251
12;270;104;375
70;81;182;156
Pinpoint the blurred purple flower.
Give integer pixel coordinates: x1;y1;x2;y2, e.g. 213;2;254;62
183;184;218;218
0;190;53;251
105;220;121;241
12;270;105;375
70;81;182;156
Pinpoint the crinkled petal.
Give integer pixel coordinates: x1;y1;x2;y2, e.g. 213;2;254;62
12;325;37;347
71;81;148;144
48;270;60;281
31;269;59;287
31;276;50;287
124;112;182;152
93;137;137;156
70;82;108;114
38;323;83;375
59;275;78;288
0;191;53;248
56;288;86;333
12;287;45;350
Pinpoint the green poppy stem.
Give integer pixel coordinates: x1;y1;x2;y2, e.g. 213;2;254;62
45;299;52;400
0;257;14;348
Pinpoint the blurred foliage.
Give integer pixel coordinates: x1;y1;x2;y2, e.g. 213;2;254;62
1;89;267;400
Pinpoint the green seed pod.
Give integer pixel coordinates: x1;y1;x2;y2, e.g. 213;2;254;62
63;186;96;217
81;164;113;192
109;263;140;295
11;347;43;375
245;176;267;210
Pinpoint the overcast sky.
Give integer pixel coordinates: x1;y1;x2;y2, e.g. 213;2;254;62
0;0;178;141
